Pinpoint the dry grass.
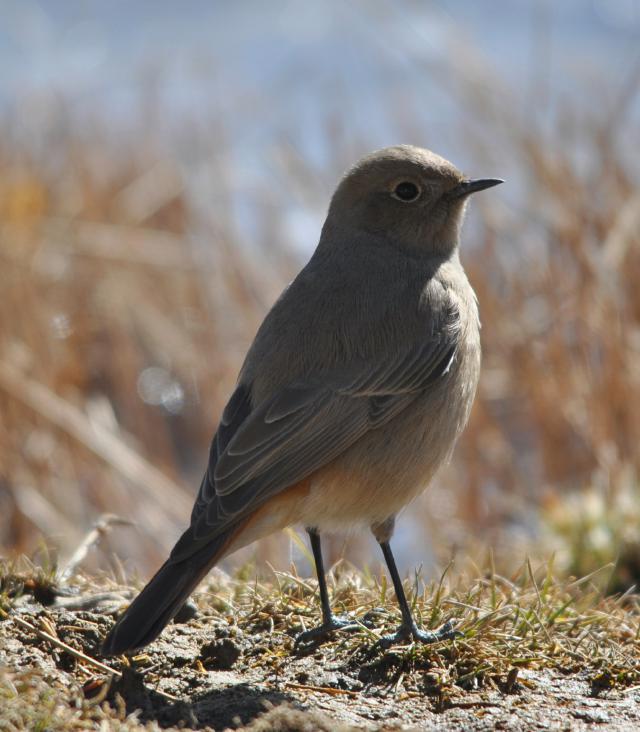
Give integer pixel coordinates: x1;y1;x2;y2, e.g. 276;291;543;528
1;14;639;732
0;125;298;572
2;552;640;730
0;50;639;588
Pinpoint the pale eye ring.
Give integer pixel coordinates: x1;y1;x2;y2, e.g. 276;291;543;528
391;180;421;202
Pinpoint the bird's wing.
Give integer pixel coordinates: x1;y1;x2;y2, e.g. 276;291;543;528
172;310;459;560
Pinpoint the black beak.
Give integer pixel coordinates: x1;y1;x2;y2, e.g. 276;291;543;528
450;178;504;199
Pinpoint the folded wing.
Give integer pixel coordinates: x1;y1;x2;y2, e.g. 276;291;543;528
172;314;459;562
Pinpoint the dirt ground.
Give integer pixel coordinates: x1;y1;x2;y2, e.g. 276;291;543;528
2;569;640;732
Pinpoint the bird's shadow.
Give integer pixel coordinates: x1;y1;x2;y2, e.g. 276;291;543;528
107;667;296;729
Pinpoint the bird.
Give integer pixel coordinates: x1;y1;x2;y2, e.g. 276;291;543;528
101;144;502;656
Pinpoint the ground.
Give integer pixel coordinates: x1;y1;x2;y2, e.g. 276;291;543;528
1;559;640;731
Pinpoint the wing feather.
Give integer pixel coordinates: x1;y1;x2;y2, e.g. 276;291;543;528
175;308;460;561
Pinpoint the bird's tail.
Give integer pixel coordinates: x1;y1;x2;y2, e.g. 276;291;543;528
101;529;233;656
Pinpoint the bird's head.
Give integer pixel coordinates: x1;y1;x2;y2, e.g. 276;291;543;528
326;145;502;257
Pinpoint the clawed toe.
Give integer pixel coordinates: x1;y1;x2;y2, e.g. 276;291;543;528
297;529;459;656
377;619;461;649
294;615;360;649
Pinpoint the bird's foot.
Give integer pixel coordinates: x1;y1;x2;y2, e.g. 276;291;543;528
377;619;461;649
294;615;360;650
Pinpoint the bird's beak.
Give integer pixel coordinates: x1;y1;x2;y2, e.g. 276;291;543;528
449;178;504;199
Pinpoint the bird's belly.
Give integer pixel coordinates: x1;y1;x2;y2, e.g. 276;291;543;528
300;380;471;531
223;351;479;556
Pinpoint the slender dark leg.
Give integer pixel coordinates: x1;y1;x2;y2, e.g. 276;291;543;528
309;528;334;623
378;540;459;648
294;528;359;648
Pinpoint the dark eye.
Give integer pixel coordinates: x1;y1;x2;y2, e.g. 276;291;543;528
392;181;421;202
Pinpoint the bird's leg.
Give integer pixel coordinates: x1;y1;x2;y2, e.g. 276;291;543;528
378;540;458;646
294;527;359;648
373;518;460;648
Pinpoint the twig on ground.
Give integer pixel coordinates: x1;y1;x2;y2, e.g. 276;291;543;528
59;514;135;583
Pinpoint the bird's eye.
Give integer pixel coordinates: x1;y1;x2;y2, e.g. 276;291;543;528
392;181;421;202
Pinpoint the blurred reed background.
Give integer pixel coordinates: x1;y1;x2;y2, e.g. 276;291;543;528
1;0;639;586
